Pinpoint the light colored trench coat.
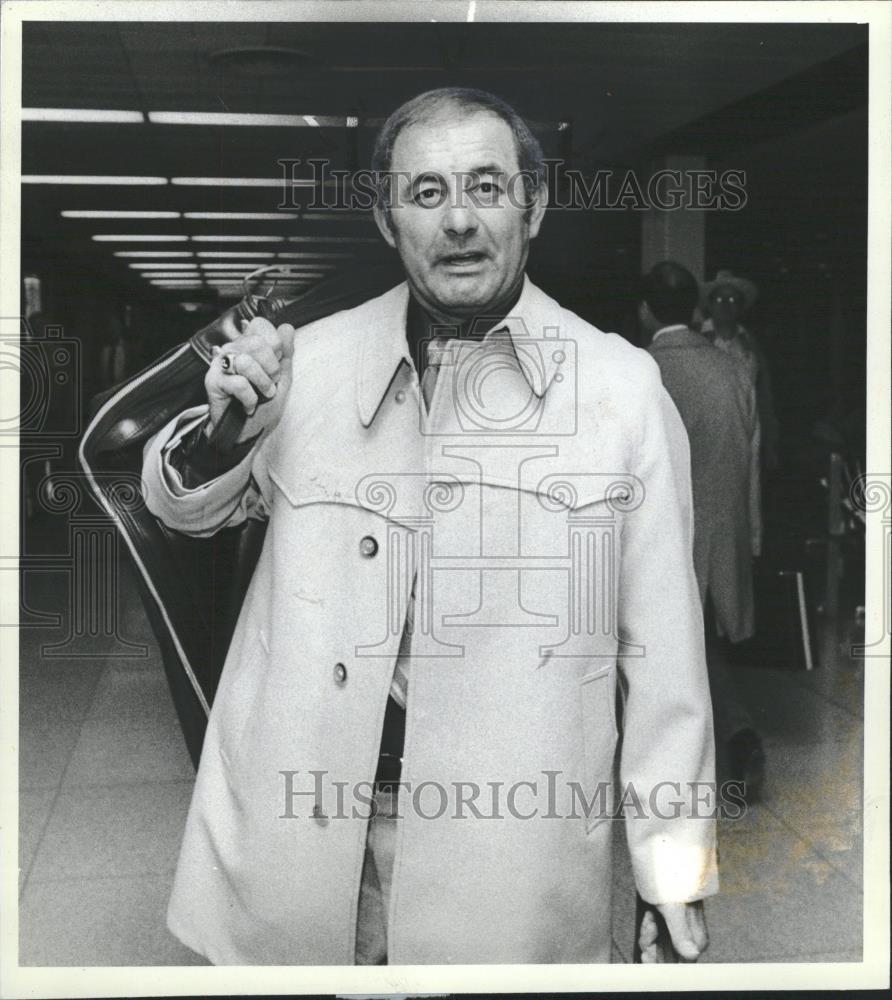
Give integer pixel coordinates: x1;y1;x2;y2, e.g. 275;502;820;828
143;278;718;965
648;326;757;642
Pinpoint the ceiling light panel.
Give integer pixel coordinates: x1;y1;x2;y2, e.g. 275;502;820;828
23;108;146;123
289;236;380;244
184;212;297;221
128;262;198;269
26;175;167;185
196;252;276;259
114;251;194;258
93;235;189;242
142;272;202;279
148;111;347;127
190;235;285;243
278;252;352;259
62;210;181;219
172;177;314;188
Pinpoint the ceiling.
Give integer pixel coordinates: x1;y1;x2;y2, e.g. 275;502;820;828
20;19;868;309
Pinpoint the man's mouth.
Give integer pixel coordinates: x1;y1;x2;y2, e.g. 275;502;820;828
439;251;488;267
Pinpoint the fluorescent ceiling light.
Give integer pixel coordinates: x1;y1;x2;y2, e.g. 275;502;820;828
190;235;285;243
172;177;313;188
23;108;145;123
200;261;332;269
140;271;202;279
289;236;380;244
115;251;194;258
26;175;167;185
93;234;188;242
197;252;276;259
63;210;180;219
184;212;297;221
199;260;283;267
128;262;197;269
150;111;303;126
198;263;279;271
204;277;276;284
278;252;351;259
148;111;345;127
299;212;371;222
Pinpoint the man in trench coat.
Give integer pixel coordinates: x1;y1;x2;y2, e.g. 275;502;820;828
142;88;718;966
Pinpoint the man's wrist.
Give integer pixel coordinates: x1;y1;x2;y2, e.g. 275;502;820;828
170;414;260;488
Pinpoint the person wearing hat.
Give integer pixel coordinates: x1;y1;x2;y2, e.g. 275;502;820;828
640;261;766;800
701;270;780;480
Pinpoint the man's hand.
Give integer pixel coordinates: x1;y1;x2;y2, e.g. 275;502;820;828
205;317;296;444
638;900;708;963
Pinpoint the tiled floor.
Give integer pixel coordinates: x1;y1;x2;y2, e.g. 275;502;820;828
17;517;864;966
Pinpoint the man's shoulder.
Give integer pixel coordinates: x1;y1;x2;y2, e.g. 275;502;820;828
544;297;661;398
290;283;407;357
656;328;748;380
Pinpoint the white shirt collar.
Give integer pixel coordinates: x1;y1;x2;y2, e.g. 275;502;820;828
651;323;689;343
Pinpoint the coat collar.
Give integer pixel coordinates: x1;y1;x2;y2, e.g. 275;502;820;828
649;325;713;351
356;275;563;428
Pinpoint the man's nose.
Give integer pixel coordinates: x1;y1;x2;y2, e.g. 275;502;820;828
442;193;478;237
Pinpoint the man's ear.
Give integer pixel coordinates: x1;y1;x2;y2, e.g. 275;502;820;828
526;181;549;240
637;301;652;329
373;202;397;250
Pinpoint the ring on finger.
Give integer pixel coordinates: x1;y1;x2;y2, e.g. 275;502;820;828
220;352;237;374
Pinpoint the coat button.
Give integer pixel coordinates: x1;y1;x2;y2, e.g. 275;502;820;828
395;389;407;404
359;535;378;558
333;662;348;685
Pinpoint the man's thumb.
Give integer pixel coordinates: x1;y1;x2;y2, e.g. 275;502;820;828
659;904;700;960
278;323;297;360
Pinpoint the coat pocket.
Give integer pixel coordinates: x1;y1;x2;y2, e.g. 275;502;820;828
579;665;619;833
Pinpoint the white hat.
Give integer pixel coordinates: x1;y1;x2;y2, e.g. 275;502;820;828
701;269;758;313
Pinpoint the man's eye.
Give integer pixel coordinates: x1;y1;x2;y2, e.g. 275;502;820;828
414;186;443;205
471;180;503;202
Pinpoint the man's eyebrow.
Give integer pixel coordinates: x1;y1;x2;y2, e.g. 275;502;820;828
405;165;507;189
409;171;446;188
467;164;507;178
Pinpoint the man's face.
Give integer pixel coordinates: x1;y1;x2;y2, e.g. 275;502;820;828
709;284;744;325
374;109;546;319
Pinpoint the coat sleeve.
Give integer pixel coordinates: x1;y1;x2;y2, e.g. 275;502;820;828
617;359;719;905
141;404;271;537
